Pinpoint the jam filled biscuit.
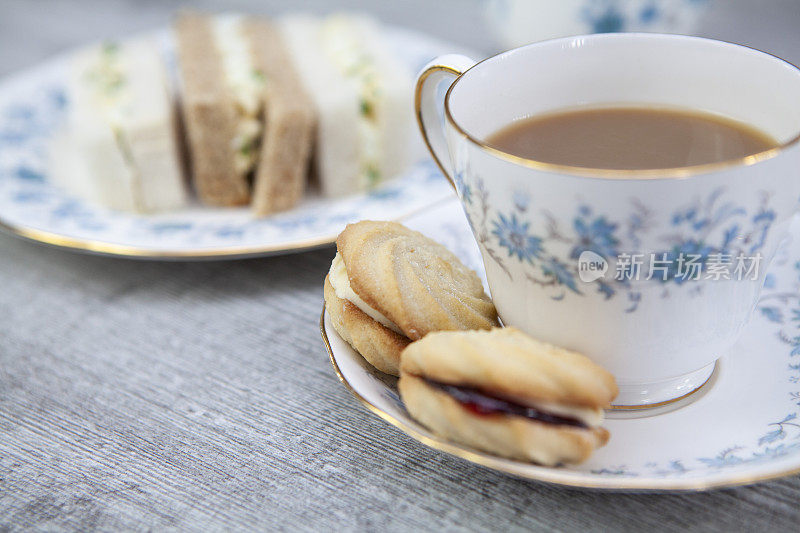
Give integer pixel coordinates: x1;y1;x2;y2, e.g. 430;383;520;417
399;327;618;465
324;221;498;375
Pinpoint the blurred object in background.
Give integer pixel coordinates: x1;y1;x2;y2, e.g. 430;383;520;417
486;0;712;49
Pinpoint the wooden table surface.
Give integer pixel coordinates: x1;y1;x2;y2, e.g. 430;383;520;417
2;0;800;530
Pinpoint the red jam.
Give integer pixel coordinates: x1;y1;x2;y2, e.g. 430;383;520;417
425;379;588;429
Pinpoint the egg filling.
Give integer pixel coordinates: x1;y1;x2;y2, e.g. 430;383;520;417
82;41;142;207
319;16;384;189
212;14;266;176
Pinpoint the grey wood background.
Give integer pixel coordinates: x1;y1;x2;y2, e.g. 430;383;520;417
2;1;800;531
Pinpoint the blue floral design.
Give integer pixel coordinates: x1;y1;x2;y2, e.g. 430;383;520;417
760;306;783;323
541;257;580;294
474;184;776;304
758;414;799;445
14;166;43;182
491;213;543;263
461;184;473;206
582;2;625;33
149;222;193;234
512;190;530;212
453;169;473;205
639;4;659;23
570;206;619;260
579;0;709;36
658;240;714;284
748;209;777;253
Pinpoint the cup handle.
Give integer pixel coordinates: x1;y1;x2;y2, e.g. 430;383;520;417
414;54;477;189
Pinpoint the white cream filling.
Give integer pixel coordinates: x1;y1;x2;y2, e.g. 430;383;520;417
329;252;403;334
319;17;383;188
212;14;265;175
528;400;605;428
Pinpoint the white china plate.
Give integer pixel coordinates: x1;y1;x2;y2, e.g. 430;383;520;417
322;198;800;491
0;26;456;259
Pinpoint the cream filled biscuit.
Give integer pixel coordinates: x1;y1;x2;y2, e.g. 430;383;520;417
324;274;409;375
324;221;499;375
399;327;618;465
335;221;498;339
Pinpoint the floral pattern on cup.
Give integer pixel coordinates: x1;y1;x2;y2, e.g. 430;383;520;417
456;170;777;313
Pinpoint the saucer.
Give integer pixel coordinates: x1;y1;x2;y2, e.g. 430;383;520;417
0;26;456;260
321;198;800;491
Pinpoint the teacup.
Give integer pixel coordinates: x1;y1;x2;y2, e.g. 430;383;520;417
415;34;800;407
485;0;710;49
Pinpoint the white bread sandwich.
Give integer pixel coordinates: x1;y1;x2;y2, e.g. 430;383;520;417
175;12;314;213
56;38;187;213
280;14;414;197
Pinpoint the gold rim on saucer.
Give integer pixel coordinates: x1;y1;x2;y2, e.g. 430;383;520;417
0;218;335;260
321;306;800;491
607;362;719;411
0;195;454;260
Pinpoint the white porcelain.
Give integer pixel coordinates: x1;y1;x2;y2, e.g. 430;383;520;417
415;33;800;405
485;0;711;49
0;26;455;260
322;198;800;491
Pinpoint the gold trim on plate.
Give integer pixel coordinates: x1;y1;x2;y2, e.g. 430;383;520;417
321;306;800;491
0;196;454;260
0;219;335;259
442;33;800;180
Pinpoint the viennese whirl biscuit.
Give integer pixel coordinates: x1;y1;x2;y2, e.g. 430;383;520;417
324;221;498;376
399;327;618;466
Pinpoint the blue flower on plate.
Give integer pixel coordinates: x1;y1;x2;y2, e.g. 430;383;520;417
583;3;625;33
492;213;543;262
214;226;245;239
49;88;67;110
270;214;319;231
147;222;193;235
759;306;783;323
698;448;745;468
13;189;51;203
15;166;43;182
639;3;659;23
367;187;402;201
